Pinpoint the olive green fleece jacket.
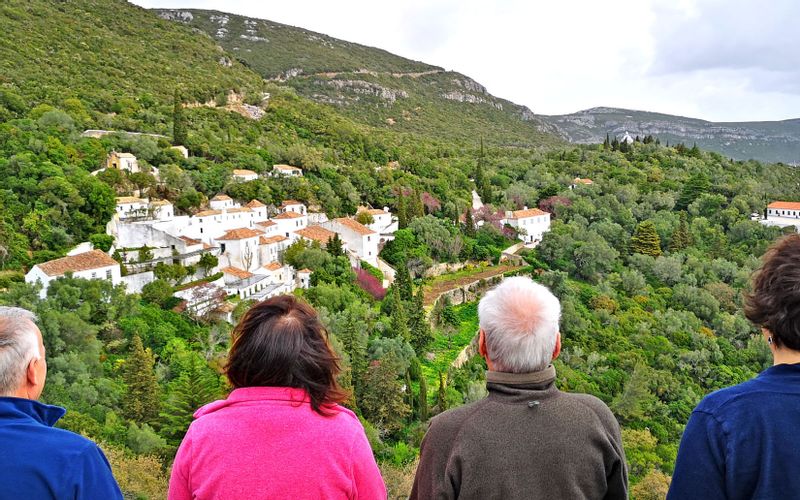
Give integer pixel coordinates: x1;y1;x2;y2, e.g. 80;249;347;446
410;365;628;500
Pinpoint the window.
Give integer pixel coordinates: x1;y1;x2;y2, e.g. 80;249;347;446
106;270;112;279
200;228;203;234
91;272;96;278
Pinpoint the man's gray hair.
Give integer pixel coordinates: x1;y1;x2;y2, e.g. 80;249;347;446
0;306;40;396
478;277;561;373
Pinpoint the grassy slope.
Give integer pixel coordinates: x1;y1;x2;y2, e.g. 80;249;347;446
155;9;562;148
0;0;264;110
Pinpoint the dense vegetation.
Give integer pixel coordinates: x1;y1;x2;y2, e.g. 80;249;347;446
2;2;800;498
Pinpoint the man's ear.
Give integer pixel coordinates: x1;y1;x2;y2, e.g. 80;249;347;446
552;332;562;361
26;358;41;388
478;329;488;358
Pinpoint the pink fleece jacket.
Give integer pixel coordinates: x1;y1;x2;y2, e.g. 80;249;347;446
168;386;386;500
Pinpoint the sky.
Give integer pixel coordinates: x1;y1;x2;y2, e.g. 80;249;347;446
130;0;800;122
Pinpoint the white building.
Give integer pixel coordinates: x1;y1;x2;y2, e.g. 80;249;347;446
214;228;264;272
570;177;594;190
106;151;140;173
174;280;227;317
759;201;800;230
232;169;259;182
620;131;634;144
209;194;237;211
357;207;398;243
295;226;337;247
272;164;303;177
259;235;289;264
149;199;174;220
324;218;379;266
501;207;551;244
115;197;149;220
272;211;308;238
279;200;307;215
297;269;312;289
244;199;268;221
26;250;121;298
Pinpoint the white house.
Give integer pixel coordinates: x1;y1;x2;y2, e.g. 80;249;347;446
115;197;149;220
759;201;800;230
570;177;594;190
149;199;174;220
279;200;307;215
106;151;140;173
272;211;308;238
324;218;379;266
209;194;237;211
174;280;227;317
244;199;268;221
297;268;312;289
357;207;398;241
259;235;289;264
25;250;121;298
501;207;551;244
232;169;259;182
214;227;264;272
620;131;634;144
272;164;303;177
295;226;337;247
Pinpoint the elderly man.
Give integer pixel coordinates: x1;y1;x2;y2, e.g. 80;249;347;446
411;277;627;499
0;306;122;499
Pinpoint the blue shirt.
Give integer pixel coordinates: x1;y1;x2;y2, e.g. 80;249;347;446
0;397;122;500
668;363;800;500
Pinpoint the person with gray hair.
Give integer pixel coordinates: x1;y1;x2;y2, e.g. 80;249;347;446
411;276;627;499
0;306;122;500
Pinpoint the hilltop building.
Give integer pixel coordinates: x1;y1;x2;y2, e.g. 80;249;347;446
571;177;594;189
758;201;800;230
356;207;398;244
620;131;634;144
106;151;140;173
324;218;379;266
232;169;258;182
26;250;121;298
272;164;303;177
501;207;551;244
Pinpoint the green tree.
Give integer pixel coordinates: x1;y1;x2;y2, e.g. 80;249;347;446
141;279;173;307
326;232;345;257
160;356;221;444
437;371;448;412
670;211;691;251
676;173;710;210
409;291;433;354
389;288;410;341
359;353;410;435
417;375;429;421
630;220;662;257
172;89;187;146
395;260;413;302
197;252;218;277
123;336;160;424
463;208;476;238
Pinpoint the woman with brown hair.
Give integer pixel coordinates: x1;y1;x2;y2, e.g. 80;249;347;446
668;234;800;500
168;295;386;500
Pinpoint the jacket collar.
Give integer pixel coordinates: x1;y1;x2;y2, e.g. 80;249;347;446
485;365;559;404
194;386;311;418
0;397;66;427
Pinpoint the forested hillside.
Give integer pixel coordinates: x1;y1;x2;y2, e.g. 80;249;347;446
1;1;799;498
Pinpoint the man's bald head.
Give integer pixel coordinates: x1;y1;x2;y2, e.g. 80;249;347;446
0;307;42;396
478;277;561;373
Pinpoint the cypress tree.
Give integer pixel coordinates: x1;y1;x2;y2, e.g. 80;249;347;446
395;260;413;302
670;212;691;252
389;288;410;341
464;208;476;238
418;376;429;421
123;336;160;424
397;189;409;229
339;315;368;395
326;233;345;257
630;220;662;257
437;371;448;412
409;290;433;354
172;89;187;146
603;133;610;150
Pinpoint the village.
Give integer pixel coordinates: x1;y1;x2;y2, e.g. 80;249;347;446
23;148;555;322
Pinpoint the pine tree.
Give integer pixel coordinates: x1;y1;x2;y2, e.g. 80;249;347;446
123;336;161;424
359;354;410;434
630;220;662;257
437;371;448;412
670;211;691;252
418;376;429;421
611;137;620;151
464;208;476;238
409;290;433;354
326;233;345;256
411;189;425;219
603;133;610;150
172;89;187;146
395;260;413;302
339;315;368;395
159;356;220;444
475;137;492;204
676;173;710;210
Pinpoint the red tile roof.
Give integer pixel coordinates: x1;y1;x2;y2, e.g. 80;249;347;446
245;199;266;208
769;201;800;210
279;200;304;208
510;208;548;219
273;211;303;220
264;262;283;271
255;220;277;228
195;209;222;217
216;228;264;240
333;218;375;236
221;266;254;280
36;250;118;277
211;194;232;201
260;235;288;245
296;226;336;244
233;169;257;176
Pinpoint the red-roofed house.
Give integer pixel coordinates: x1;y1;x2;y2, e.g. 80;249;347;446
501;207;551;244
324;218;379;266
214;228;264;272
26;250;121;298
232;169;259;182
761;201;800;230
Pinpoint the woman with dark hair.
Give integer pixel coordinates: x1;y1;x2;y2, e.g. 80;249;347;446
668;234;800;500
168;295;386;500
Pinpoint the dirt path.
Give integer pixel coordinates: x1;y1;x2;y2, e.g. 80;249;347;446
423;264;522;306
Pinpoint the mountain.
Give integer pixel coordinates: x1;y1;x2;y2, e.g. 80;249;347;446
0;0;263;115
540;107;800;164
155;9;561;147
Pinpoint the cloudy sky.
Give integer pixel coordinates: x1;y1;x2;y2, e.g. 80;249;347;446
131;0;799;122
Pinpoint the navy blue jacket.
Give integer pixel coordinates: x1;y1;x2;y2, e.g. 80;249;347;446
0;397;122;500
668;363;800;500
